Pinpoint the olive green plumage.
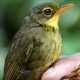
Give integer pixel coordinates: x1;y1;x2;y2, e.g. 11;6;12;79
3;2;62;80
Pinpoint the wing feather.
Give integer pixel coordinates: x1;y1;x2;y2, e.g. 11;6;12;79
3;27;34;80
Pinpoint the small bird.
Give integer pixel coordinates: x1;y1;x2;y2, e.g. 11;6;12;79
3;2;73;80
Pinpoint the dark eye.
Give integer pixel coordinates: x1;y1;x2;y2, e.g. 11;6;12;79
43;9;52;16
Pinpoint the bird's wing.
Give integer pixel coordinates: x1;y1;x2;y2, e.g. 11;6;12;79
3;27;34;80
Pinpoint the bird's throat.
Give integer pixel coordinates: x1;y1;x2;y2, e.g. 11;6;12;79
44;15;60;30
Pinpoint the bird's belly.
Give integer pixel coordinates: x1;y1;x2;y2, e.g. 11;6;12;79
26;28;61;71
26;36;56;70
25;29;61;80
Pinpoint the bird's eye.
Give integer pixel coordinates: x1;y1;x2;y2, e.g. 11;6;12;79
43;8;52;16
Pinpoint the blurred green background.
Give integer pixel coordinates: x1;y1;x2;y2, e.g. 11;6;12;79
0;0;80;80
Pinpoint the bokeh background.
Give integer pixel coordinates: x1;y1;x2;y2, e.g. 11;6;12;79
0;0;80;80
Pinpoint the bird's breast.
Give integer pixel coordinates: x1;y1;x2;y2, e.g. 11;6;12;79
26;27;61;71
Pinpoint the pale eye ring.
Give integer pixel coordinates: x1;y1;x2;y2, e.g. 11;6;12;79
42;8;52;17
43;9;52;15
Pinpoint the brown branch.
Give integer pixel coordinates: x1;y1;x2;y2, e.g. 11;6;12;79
61;65;80;80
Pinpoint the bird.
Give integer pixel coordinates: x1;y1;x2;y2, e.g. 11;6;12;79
3;2;73;80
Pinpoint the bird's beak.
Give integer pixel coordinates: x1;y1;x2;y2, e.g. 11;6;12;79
55;4;74;15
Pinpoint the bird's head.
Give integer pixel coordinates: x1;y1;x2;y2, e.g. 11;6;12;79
29;2;73;31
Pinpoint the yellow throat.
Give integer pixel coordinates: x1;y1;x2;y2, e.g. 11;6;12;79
44;15;60;30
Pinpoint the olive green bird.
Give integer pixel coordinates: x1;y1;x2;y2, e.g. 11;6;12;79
3;2;73;80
